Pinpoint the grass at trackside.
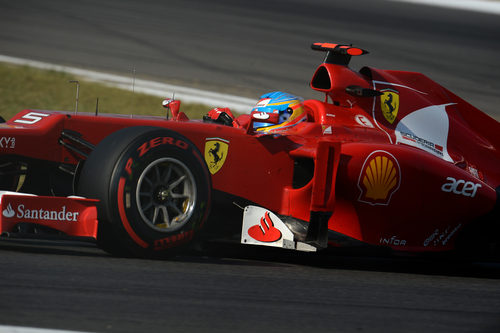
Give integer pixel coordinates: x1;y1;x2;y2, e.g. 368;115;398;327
0;63;210;121
1;62;498;123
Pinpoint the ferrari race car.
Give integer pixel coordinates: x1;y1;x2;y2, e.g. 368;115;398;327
0;43;499;258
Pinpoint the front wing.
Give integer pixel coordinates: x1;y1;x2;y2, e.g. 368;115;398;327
0;192;98;238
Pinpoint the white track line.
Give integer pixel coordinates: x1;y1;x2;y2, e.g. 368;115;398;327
0;325;90;333
390;0;500;15
0;55;255;113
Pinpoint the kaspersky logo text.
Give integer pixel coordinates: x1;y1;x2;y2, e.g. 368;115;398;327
2;203;79;222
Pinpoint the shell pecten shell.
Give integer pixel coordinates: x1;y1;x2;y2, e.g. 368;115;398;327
358;151;401;205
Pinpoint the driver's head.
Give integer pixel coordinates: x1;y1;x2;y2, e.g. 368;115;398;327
251;91;306;132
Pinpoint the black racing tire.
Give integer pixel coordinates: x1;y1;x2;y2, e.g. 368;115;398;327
77;126;211;257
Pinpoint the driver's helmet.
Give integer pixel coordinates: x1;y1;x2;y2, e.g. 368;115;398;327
251;91;307;132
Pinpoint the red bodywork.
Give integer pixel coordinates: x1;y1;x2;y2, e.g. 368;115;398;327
0;44;498;254
0;193;98;238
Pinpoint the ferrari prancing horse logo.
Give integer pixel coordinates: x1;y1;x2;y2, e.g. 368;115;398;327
380;89;399;124
204;138;229;175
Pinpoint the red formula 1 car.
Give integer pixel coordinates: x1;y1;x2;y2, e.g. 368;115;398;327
0;43;499;258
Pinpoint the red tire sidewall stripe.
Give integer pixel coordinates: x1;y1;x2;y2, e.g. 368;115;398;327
117;176;148;248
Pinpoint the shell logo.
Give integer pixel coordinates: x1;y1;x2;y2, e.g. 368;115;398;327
357;150;401;205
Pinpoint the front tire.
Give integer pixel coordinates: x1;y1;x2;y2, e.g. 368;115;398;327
77;126;211;257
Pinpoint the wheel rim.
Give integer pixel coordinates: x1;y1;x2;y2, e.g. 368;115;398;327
136;157;197;232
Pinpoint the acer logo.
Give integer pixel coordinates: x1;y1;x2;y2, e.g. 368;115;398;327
441;177;481;198
248;211;282;242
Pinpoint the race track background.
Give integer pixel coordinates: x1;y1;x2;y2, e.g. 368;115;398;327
0;1;499;332
1;0;499;118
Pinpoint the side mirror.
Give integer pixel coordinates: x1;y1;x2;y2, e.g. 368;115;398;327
162;98;182;120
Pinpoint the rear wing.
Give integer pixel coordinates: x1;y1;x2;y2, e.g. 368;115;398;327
311;42;368;66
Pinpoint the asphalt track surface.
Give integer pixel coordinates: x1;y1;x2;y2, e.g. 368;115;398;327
1;1;500;332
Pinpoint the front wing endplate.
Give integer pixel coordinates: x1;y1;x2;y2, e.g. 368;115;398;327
241;205;316;252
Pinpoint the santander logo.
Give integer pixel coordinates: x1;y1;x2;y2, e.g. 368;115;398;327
2;203;15;218
247;211;282;242
1;202;79;222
